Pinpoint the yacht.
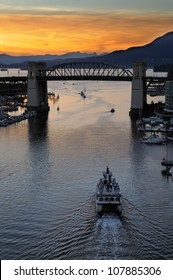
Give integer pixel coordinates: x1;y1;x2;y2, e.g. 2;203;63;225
96;167;122;215
141;133;165;144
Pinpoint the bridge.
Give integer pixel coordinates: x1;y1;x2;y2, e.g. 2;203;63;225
0;62;134;94
0;62;166;92
45;62;133;81
0;61;168;116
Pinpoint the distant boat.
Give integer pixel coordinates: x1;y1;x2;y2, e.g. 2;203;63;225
79;91;86;98
141;133;165;144
169;167;173;176
161;141;173;176
141;116;163;125
161;159;173;176
48;92;55;98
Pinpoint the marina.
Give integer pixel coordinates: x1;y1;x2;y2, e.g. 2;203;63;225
136;117;173;133
0;110;37;127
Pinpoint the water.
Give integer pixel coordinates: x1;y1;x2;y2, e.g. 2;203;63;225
0;78;173;260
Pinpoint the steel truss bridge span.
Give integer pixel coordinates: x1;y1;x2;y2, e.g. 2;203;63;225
0;62;167;95
43;62;133;81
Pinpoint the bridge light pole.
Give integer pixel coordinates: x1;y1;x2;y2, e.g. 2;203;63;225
27;62;49;113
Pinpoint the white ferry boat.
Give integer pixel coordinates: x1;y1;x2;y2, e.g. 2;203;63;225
96;167;122;215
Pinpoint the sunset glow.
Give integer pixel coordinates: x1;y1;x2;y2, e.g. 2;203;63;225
0;3;173;55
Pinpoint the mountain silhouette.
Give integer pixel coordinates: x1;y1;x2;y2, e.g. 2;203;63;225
0;32;173;68
0;52;97;68
94;31;173;67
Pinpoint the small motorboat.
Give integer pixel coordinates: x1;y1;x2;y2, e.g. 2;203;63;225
96;166;122;215
110;108;115;113
80;91;86;98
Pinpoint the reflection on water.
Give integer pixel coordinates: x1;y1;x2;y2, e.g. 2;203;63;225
0;81;173;260
28;113;48;142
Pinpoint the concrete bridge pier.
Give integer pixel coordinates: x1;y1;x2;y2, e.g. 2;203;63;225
27;62;49;112
129;62;147;118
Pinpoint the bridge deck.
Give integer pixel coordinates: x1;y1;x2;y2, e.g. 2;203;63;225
0;75;166;82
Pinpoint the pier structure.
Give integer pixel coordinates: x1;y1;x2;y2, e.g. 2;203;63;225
27;62;49;112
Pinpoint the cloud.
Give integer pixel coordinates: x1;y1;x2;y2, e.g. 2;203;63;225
0;10;173;55
0;4;86;15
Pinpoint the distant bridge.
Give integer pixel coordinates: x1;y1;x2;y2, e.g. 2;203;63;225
44;62;167;96
0;62;167;92
44;62;166;94
0;62;134;93
44;62;133;81
0;61;168;116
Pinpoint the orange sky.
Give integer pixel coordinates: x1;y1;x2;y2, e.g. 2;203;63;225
0;11;173;55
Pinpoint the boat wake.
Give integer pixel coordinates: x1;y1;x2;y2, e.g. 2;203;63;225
94;215;122;259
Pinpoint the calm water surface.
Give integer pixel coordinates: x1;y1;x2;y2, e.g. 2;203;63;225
0;78;173;259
